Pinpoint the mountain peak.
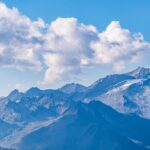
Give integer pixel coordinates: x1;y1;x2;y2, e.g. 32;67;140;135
8;89;23;102
25;87;42;97
8;89;21;97
60;83;87;94
128;66;150;78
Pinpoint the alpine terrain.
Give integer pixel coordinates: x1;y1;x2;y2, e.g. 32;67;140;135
0;67;150;150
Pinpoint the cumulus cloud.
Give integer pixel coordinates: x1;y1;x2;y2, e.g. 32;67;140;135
90;21;150;72
0;2;149;85
41;18;98;84
42;19;149;83
0;3;44;71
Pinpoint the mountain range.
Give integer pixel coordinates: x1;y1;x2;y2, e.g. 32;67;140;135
0;67;150;150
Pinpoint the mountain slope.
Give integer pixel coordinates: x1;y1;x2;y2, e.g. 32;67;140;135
127;67;150;79
18;101;150;150
83;67;150;118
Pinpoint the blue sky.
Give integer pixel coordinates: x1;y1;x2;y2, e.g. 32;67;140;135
0;0;150;96
2;0;150;40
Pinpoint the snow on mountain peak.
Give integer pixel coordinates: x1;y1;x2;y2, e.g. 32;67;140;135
127;66;150;79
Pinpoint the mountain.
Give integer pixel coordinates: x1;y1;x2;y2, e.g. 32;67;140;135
25;87;42;97
0;67;149;150
0;147;15;150
18;101;150;150
83;67;150;118
60;83;87;94
7;90;24;103
0;88;70;124
127;67;150;79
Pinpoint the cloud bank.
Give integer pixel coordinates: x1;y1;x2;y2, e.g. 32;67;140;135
0;3;149;84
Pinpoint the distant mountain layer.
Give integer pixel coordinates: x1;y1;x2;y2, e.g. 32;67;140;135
0;147;15;150
0;67;149;150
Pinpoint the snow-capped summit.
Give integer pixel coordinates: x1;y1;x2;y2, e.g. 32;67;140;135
127;66;150;79
83;67;150;118
86;74;134;97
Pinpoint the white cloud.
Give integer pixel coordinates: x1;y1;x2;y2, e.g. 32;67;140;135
90;21;150;72
42;19;149;84
41;18;98;84
0;3;44;71
0;3;149;85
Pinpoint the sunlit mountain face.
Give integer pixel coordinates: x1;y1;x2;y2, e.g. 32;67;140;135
0;67;149;150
